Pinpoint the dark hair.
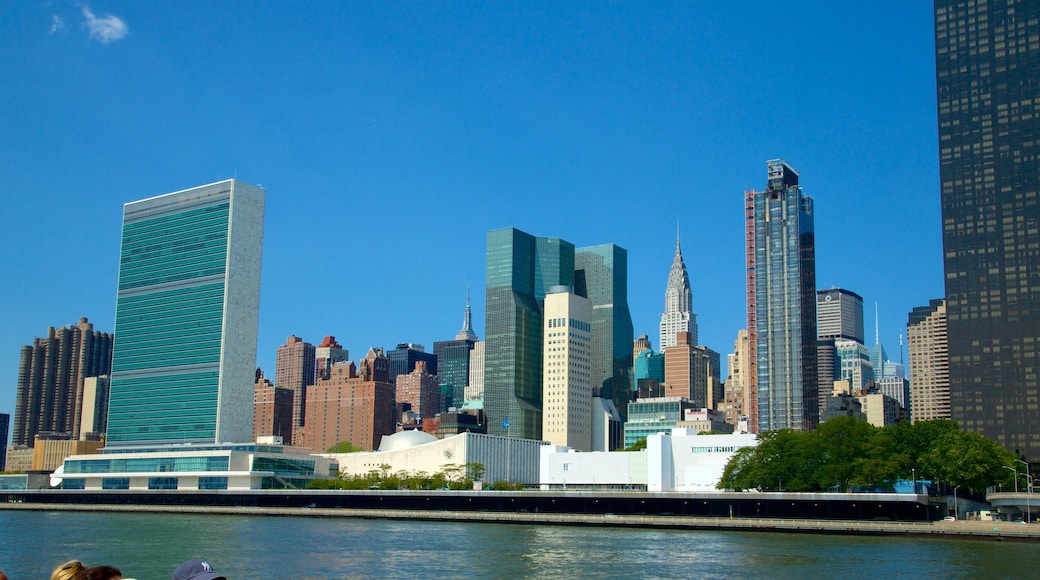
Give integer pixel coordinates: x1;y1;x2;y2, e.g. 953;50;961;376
83;566;122;580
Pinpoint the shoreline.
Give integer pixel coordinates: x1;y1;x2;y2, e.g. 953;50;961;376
4;502;1038;541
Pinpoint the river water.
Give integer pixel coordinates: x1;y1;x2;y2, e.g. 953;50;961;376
0;510;1032;579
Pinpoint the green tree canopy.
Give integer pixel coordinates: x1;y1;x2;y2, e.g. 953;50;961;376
717;418;1020;494
326;441;364;453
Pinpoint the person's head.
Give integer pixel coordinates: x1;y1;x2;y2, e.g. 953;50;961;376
51;560;87;580
172;559;225;580
1;570;10;580
84;566;122;580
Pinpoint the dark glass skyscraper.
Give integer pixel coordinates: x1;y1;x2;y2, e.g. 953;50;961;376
485;228;574;440
576;244;635;421
434;289;479;410
934;1;1040;463
746;160;818;432
387;344;437;385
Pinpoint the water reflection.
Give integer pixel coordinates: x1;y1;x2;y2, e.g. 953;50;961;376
1;511;1035;579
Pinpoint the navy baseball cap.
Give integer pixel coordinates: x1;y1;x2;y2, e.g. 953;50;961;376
173;559;226;580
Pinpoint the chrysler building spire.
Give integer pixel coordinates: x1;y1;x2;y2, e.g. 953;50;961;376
659;225;697;349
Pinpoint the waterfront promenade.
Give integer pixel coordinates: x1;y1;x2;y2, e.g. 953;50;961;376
4;502;1039;541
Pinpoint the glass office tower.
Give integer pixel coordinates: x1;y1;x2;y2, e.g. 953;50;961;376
106;180;265;446
935;1;1040;464
576;244;635;422
484;228;574;440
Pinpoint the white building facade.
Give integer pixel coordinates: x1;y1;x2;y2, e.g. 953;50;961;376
543;287;594;451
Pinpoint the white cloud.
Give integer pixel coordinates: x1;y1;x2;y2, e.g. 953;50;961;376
50;15;66;34
81;6;128;44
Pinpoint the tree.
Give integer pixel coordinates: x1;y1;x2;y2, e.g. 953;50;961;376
325;441;363;453
624;438;647;451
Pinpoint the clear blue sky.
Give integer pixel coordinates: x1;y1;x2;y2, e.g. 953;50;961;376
0;2;942;423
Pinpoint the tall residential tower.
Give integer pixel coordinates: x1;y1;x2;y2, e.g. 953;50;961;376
745;160;818;432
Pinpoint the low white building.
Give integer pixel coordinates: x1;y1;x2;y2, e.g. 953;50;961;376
540;447;647;490
648;430;759;491
326;431;546;484
57;443;337;491
540;429;758;491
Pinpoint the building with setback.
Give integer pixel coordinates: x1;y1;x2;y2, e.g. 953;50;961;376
576;244;635;421
303;349;395;452
397;360;443;420
934;0;1040;464
907;299;950;422
388;344;437;390
745;160;818;432
106;180;264;446
275;335;316;446
484;228;575;440
13;318;113;445
314;336;349;381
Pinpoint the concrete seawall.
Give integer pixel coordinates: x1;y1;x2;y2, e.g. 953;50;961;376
3;503;1038;541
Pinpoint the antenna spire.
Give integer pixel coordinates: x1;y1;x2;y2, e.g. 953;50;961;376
874;301;880;345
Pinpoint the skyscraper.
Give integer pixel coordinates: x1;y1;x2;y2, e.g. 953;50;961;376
816;288;865;418
575;244;635;420
722;329;752;428
935;1;1040;462
106;180;264;446
303;355;395;452
817;288;865;343
433;288;479;410
253;375;293;444
12;318;113;445
387;343;437;387
397;360;444;419
464;341;485;402
907;299;950;423
0;412;9;471
542;286;593;451
485;228;574;440
746;160;818;432
275;335;316;446
315;336;350;381
659;231;697;349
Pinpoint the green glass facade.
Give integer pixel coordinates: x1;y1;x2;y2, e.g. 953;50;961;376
576;244;634;424
485;228;574;440
107;180;264;445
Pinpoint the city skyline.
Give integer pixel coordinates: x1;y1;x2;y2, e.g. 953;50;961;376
0;3;943;421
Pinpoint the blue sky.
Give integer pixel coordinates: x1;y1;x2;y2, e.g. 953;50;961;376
0;2;942;423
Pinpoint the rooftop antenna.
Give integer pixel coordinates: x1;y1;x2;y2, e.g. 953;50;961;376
874;301;880;346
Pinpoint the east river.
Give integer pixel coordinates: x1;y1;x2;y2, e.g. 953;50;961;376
0;510;1034;579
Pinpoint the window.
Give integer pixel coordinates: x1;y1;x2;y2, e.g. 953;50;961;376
148;477;178;490
62;479;85;490
102;478;130;490
198;476;228;490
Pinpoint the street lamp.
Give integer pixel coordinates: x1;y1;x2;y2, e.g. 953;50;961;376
1003;465;1019;493
1025;474;1034;524
954;485;961;520
912;468;917;494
